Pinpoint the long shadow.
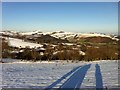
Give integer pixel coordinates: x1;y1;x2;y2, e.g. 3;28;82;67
45;66;81;90
58;64;91;90
95;64;103;90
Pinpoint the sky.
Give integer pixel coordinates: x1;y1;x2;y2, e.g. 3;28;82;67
2;2;118;34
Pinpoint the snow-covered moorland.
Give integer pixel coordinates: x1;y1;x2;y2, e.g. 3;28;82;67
8;38;43;48
1;59;119;89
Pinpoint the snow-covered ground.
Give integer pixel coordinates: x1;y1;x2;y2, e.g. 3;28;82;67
8;38;43;48
98;60;118;88
1;60;119;89
2;60;84;88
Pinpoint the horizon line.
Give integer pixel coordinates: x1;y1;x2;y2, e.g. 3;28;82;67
1;29;118;35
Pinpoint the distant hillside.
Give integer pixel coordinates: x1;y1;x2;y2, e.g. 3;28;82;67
0;30;119;44
25;34;69;44
81;36;117;43
1;30;119;61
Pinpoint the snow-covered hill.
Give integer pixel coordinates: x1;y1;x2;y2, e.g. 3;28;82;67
0;31;19;36
1;30;118;41
1;30;119;44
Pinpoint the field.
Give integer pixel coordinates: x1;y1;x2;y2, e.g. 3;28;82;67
1;60;119;89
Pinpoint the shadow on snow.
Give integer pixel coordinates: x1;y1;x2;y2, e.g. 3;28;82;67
95;64;103;90
45;66;81;90
45;64;91;90
58;64;91;90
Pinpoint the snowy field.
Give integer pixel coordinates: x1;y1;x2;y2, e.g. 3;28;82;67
8;38;43;48
1;60;119;89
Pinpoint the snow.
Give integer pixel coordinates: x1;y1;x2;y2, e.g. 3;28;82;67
98;60;118;87
8;38;43;48
58;64;91;89
40;52;44;56
53;51;58;55
9;50;23;54
44;31;118;41
53;50;85;55
1;31;119;41
63;43;74;46
0;63;2;89
21;31;42;35
79;33;119;41
81;64;96;88
0;31;19;36
79;51;86;55
21;31;52;36
79;33;111;38
51;32;77;39
112;37;119;41
1;60;119;89
51;32;119;41
2;60;85;88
